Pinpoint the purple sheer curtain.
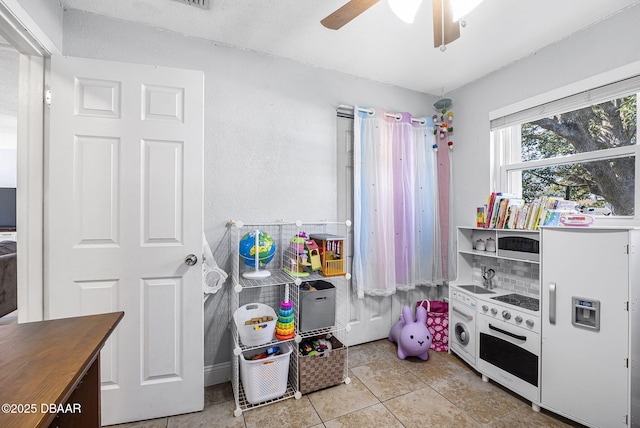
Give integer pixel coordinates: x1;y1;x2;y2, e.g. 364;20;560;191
353;108;442;298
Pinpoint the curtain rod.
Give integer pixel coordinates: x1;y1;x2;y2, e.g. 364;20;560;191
337;104;427;125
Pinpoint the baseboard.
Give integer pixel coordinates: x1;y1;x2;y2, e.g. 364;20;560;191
204;362;231;387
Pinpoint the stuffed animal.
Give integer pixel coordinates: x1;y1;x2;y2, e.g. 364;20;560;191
388;305;432;360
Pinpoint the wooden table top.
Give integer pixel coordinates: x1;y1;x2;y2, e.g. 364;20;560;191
0;312;124;428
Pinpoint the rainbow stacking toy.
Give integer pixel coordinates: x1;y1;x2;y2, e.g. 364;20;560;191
275;284;295;340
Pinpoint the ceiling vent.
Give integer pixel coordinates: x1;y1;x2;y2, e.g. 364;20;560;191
172;0;211;10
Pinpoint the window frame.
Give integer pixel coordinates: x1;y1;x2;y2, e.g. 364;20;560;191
491;81;640;220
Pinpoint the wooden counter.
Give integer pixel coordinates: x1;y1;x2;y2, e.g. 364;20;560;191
0;312;124;428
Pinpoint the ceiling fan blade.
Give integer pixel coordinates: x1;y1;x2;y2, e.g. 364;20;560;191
321;0;381;30
433;0;460;48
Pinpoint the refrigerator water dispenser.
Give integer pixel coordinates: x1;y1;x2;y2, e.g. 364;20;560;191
571;297;600;331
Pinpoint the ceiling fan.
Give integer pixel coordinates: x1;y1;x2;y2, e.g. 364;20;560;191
321;0;461;49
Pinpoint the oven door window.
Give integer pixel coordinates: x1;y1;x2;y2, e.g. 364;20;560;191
479;333;538;386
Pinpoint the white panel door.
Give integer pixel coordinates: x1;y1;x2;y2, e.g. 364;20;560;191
336;115;394;345
47;56;204;425
541;228;629;427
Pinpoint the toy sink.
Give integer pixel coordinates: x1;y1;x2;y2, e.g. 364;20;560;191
457;285;495;295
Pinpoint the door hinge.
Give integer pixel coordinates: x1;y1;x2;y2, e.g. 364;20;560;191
625;244;629;254
45;89;52;107
625;301;629;311
625;358;629;368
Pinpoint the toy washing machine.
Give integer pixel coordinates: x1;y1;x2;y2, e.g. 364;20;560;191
449;289;477;366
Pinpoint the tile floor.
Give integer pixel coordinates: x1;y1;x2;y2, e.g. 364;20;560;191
108;339;583;428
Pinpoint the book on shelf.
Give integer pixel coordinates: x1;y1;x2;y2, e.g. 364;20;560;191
494;199;507;229
542;210;562;227
485;193;518;229
541;199;579;227
476;207;485;228
484;192;500;228
479;193;577;230
504;199;524;229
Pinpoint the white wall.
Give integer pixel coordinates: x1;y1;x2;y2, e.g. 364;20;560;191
61;9;437;366
448;4;640;230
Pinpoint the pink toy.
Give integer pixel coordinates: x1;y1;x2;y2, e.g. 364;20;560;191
388;305;432;360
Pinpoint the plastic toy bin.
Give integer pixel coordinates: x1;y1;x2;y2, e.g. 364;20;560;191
240;342;292;404
233;303;277;346
309;233;346;277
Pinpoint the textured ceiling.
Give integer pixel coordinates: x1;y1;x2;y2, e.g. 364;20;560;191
60;0;640;95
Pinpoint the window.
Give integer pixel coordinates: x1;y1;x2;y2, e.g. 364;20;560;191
491;76;640;217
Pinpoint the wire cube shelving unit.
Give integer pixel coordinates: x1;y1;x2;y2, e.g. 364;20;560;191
228;220;351;417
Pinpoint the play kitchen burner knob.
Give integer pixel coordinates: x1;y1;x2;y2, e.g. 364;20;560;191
491;308;498;315
515;316;523;323
502;310;511;320
526;319;535;327
482;305;489;312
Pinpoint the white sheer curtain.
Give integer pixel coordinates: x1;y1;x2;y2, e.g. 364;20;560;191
353;108;442;298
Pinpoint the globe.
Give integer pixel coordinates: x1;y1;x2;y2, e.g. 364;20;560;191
239;230;276;268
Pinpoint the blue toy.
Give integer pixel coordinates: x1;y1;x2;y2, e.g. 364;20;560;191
388;305;432;360
239;229;275;279
239;230;275;268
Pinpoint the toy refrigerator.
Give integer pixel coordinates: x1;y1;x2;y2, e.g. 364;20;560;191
540;227;640;428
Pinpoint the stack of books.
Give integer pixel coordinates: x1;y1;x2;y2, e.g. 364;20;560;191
477;193;577;230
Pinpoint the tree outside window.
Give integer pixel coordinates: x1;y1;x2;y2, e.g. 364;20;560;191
497;93;637;216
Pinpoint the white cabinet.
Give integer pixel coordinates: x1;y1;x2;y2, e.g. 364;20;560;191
450;227;542;404
228;221;351;416
454;227;539;286
541;227;639;427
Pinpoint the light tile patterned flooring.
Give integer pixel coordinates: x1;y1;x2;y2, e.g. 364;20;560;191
107;339;583;428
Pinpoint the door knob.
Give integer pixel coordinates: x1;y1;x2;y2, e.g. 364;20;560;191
185;254;198;266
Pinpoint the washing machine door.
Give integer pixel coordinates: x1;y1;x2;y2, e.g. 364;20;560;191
455;322;470;345
450;304;476;366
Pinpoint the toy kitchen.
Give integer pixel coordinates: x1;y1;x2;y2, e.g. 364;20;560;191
450;227;640;428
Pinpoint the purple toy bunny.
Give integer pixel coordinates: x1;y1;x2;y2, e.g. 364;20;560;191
388;305;432;360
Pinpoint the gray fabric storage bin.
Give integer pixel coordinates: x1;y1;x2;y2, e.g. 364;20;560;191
300;280;336;332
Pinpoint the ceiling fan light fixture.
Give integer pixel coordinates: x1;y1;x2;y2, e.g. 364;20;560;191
388;0;422;24
433;0;459;50
451;0;484;21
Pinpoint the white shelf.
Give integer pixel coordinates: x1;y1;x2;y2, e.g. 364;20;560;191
228;220;350;416
457;227;539;264
458;249;540;265
453;226;541;298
